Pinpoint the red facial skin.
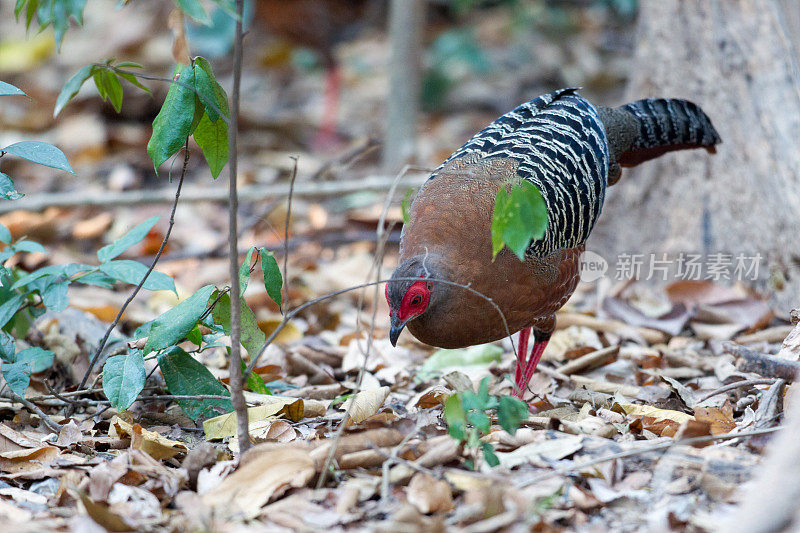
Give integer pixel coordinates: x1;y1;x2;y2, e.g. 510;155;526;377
386;280;430;321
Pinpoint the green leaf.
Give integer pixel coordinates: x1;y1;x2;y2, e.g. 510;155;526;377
193;112;229;178
444;393;466;441
92;69;107;100
3;362;32;397
0;223;12;244
12;240;47;254
114;62;151;94
490;180;547;261
14;347;54;373
99;260;176;293
187;324;203;346
103;351;146;411
40;278;69;312
116;71;151;94
100;70;123;113
176;0;210;24
498;395;528;434
482;442;500;467
1;141;75;174
193;64;221;122
260;249;283;307
245;360;269;394
194;57;229;116
0;294;25;330
401;188;414;224
157;346;232;421
0;81;26;97
211;293;265;358
97;216;159;263
0;333;14;362
467;410;491;433
55;64;93;117
147;64;197;171
144;284;215;354
239;247;255;295
418;344;503;381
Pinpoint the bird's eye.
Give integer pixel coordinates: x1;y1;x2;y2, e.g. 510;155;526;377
411;295;422;306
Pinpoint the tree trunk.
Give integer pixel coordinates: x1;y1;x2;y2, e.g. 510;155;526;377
592;0;800;310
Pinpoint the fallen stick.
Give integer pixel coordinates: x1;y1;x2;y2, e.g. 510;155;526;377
556;312;668;344
724;342;800;381
555;345;619;375
734;325;795;345
0;174;429;213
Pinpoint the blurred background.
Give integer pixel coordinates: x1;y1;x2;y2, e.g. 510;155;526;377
0;0;798;336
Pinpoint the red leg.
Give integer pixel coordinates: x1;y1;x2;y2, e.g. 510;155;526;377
523;339;549;386
513;328;531;398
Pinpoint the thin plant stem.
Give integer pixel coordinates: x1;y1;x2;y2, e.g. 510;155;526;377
77;140;190;391
227;0;250;455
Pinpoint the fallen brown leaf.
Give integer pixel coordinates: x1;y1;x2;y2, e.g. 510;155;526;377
406;472;454;514
202;443;315;518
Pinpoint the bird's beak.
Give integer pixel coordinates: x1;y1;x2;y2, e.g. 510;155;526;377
389;313;408;347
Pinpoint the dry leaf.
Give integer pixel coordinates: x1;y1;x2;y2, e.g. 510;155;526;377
204;397;306;440
695;406;737;435
202;443;314;518
406;473;454;514
0;423;45;452
340;386;390;425
0;446;59;473
109;417;187;460
55;420;82;448
78;492;134;532
494;434;583;469
614;403;695;437
167;9;190;65
250;419;297;444
411;385;450;409
72;212;114;239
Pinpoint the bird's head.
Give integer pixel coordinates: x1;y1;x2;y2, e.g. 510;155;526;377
385;255;443;346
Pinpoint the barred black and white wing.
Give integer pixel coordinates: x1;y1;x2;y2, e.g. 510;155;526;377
427;87;610;258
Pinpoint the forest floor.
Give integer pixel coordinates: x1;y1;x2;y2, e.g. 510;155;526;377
0;2;797;531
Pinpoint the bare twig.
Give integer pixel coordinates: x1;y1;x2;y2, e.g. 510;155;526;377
315;165;406;489
0;174;429;214
77;141;190;391
517;426;783;488
3;390;62;432
227;0;250;456
697;378;778;403
724;341;800;381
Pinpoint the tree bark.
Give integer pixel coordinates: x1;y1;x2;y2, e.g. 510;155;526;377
592;0;800;310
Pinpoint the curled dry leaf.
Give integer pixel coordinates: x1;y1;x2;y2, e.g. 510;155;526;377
250;419;297;444
340;386;390;425
78;491;135;532
204;396;308;440
406;472;454;514
410;385;450;410
0;446;59;474
202;443;315;518
109;417;187;460
613;402;695;437
0;423;45;451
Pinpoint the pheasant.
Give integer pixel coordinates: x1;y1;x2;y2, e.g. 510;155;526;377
385;88;720;398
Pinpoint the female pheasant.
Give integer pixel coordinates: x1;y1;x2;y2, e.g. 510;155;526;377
385;88;720;398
